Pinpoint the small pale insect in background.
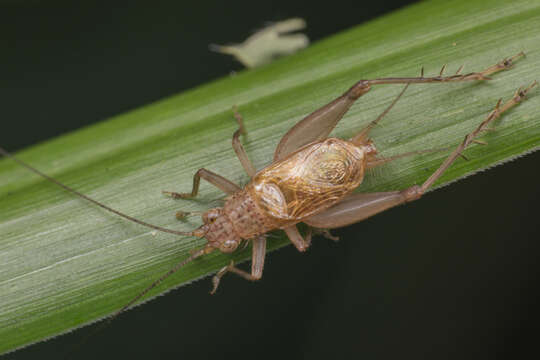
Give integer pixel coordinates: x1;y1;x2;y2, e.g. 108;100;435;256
209;18;309;68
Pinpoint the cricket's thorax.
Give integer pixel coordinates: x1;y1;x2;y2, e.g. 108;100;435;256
249;138;366;221
203;190;279;246
223;190;278;238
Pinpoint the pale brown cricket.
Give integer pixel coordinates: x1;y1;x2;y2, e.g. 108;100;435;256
0;53;535;323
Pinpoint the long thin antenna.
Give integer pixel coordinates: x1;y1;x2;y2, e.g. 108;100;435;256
366;146;453;168
0;146;193;236
63;247;210;359
118;247;208;317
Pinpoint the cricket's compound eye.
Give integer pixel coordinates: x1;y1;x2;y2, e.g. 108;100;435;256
219;239;239;253
202;208;221;224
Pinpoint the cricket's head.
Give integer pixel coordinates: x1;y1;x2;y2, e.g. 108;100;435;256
195;207;241;253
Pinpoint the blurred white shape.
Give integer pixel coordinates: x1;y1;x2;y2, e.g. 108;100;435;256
209;18;309;68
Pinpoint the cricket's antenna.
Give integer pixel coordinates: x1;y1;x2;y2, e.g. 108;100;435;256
109;247;209;323
366;146;453;168
0;146;194;236
63;246;211;359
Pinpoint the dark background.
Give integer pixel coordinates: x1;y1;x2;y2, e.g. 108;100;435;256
2;1;539;359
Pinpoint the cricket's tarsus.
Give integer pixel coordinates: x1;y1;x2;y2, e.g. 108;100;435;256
0;53;534;352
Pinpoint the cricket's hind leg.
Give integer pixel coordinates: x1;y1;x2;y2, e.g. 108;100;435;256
274;53;523;162
304;82;536;229
363;52;524;87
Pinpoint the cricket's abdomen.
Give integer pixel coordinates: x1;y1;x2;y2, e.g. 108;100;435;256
249;138;366;221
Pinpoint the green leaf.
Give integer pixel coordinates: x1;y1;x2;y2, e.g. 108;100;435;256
1;0;539;354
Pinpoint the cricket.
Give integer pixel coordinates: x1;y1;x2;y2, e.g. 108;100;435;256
0;52;535;324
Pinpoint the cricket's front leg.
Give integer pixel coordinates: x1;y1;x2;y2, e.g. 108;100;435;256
231;106;257;177
304;82;536;229
211;236;267;294
163;107;255;200
162;168;241;199
304;190;415;229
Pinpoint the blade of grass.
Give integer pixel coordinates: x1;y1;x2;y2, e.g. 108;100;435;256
1;0;539;354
